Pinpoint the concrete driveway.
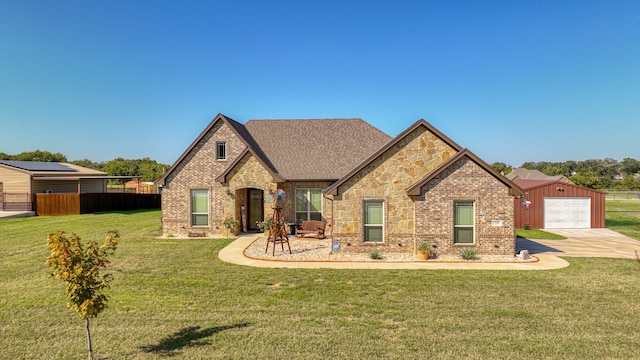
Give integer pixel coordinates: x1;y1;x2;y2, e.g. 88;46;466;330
516;228;640;259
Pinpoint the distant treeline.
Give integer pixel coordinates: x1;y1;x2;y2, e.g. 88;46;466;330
0;150;169;183
4;150;638;190
491;158;640;190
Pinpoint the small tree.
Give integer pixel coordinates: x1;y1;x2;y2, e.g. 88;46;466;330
46;230;119;360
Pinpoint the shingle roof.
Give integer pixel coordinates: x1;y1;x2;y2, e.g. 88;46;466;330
244;119;392;180
159;114;393;185
506;168;573;184
513;179;607;194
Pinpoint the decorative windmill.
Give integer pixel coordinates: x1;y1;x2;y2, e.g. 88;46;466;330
265;189;291;255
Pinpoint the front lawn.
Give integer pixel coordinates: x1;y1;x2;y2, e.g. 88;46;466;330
606;200;640;240
1;210;639;359
516;228;567;240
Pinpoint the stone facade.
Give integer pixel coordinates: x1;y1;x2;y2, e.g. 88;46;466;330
330;126;457;253
415;156;516;255
160;116;519;254
225;153;277;227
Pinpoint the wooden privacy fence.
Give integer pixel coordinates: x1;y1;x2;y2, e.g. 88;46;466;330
35;193;160;216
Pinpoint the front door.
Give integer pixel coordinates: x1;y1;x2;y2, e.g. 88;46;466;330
247;189;264;231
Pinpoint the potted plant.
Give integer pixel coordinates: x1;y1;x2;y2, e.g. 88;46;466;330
222;216;240;237
417;241;431;260
257;217;273;237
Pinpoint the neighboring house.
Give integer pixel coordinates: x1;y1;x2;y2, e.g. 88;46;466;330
158;113;524;255
513;179;606;229
124;179;159;194
506;168;573;184
0;160;107;211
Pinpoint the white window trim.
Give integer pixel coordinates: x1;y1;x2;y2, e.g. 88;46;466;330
191;189;209;227
295;188;323;222
215;141;227;161
363;199;385;243
453;200;475;245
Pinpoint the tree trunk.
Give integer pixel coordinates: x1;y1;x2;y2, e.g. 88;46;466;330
86;318;94;360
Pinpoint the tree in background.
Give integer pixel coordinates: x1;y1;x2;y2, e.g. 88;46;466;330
2;150;170;182
570;171;601;189
101;157;168;182
11;150;68;162
136;157;170;182
491;162;512;175
46;230;119;360
621;158;640;176
520;158;640;189
71;158;105;171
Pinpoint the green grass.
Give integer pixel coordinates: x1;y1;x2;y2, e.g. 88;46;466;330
606;200;640;240
516;229;567;240
2;209;640;359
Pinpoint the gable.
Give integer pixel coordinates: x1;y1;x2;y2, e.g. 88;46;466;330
159;116;249;186
225;152;275;188
406;149;524;196
158;114;283;186
325;119;463;196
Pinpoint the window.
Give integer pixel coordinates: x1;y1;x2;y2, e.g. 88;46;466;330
191;189;209;226
216;141;226;160
295;188;322;223
454;201;474;244
364;200;384;243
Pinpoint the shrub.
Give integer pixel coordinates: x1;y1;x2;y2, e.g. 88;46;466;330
523;223;531;230
257;217;273;232
223;216;240;234
369;250;383;260
417;241;431;253
459;247;478;260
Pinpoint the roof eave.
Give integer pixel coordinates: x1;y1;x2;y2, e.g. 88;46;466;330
158;113;228;186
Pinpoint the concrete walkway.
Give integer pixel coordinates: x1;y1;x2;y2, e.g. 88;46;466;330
218;235;570;270
517;228;640;259
219;228;640;270
0;211;35;219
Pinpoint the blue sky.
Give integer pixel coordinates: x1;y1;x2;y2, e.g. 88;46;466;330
1;1;638;166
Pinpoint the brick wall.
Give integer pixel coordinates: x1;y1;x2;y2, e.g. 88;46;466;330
415;156;516;255
161;120;246;237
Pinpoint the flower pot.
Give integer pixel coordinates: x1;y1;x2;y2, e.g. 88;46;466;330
417;250;430;260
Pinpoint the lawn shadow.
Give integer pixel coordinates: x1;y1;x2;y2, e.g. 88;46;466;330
92;209;160;216
606;218;639;227
140;323;249;357
516;237;563;255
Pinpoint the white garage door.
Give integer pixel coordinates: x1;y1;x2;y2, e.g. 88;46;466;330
544;197;591;229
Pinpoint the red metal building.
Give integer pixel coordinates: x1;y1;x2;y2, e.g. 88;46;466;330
514;180;606;229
